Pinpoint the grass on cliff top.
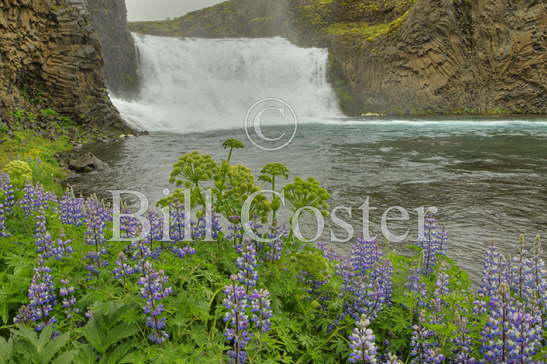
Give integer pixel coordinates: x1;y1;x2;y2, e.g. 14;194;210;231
325;9;410;41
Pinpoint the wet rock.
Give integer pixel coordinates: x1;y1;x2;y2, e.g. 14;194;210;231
68;153;109;173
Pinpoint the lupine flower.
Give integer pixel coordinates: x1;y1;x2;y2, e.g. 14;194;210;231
35;210;55;259
147;211;164;241
20;184;50;216
138;261;173;344
171;245;196;259
170;205;190;242
339;239;392;322
59;279;78;318
480;283;513;362
236;242;258;292
406;267;427;309
316;241;341;262
16;263;57;331
509;235;534;301
261;225;287;262
348;314;378;363
507;304;541;363
130;237;160;271
417;213;446;275
249;289;272;333
113;252;135;285
0;202;8;238
53;235;73;260
0;174;15;213
452;311;477;363
193;213;222;241
529;237;546;331
223;275;251;364
120;214;140;240
59;188;84;226
298;270;329;303
431;264;449;313
83;198;110;276
409;311;444;364
227;218;244;243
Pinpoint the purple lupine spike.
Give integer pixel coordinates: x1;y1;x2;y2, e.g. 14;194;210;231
113;252;135;286
0;174;15;214
452;311;477;363
223;275;251;364
417;213;441;275
529;237;546;332
431;264;449;313
16;263;57;331
53;235;73;261
147;211;164;242
59;188;84;226
171;245;196;259
193;213;222;241
236;242;258;292
83;197;110;276
480;283;514;362
348;315;378;363
59;279;78;318
437;225;448;256
407;267;427;309
138;261;172;344
263;225;287;262
507;304;541;363
509;235;535;302
338;239;392;322
20;184;36;216
316;241;341;262
35;210;55;259
170;204;189;242
474;241;510;317
409;310;444;364
227;218;244;244
120;214;140;240
249;289;272;333
130;236;160;271
0;202;8;238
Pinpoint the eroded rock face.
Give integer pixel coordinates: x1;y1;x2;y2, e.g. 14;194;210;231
86;0;139;98
0;0;129;130
129;0;546;116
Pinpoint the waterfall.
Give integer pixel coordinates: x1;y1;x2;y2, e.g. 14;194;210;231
112;34;341;133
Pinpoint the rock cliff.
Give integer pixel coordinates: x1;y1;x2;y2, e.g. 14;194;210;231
86;0;139;98
130;0;546;116
0;0;129;131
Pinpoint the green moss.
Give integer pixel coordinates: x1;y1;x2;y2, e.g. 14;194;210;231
325;9;410;41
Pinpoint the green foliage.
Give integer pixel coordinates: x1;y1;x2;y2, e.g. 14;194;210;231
9;324;76;364
76;302;138;363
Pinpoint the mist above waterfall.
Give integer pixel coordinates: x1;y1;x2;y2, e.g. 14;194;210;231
112;34;341;133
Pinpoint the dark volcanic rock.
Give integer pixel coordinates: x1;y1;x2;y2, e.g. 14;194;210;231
0;0;131;132
86;0;140;98
68;152;109;173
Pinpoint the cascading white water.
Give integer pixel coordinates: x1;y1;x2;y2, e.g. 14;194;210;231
112;34;341;133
